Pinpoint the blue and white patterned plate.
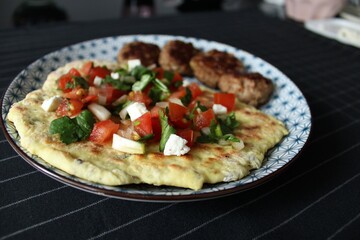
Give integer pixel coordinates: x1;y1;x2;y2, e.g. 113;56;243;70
1;35;311;202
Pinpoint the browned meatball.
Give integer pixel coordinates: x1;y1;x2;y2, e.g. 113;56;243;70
190;50;244;88
218;72;274;107
159;40;200;75
117;41;160;67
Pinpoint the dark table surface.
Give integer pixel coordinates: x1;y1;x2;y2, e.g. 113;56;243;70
1;9;360;240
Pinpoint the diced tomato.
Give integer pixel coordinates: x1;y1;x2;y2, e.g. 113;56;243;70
68;68;81;77
88;66;111;86
56;99;84;117
168;102;187;121
214;93;236;111
134;112;153;137
82;95;98;104
63;88;86;100
177;129;194;147
150;106;162;118
169;72;183;91
89;120;119;144
193;109;215;130
99;85;126;105
128;91;152;107
188;83;202;99
169;87;186;99
80;61;93;76
154;67;164;79
171;118;191;129
172;72;183;83
151;117;162;141
57;68;81;93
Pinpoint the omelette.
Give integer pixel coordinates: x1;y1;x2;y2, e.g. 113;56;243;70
7;60;288;190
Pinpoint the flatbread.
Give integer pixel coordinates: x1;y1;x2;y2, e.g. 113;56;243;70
7;60;288;190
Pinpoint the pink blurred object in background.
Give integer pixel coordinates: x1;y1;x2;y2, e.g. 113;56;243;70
285;0;347;21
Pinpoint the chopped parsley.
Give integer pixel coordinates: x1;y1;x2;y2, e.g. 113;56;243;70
196;113;240;144
65;76;89;90
49;110;95;144
180;87;192;106
159;109;176;152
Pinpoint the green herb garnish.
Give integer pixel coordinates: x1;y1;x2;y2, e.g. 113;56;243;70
132;74;152;91
49;110;95;144
159;109;176;152
65;76;89;90
196;113;240;144
180;87;192;106
103;75;132;91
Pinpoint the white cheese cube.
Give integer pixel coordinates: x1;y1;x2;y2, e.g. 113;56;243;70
112;134;145;154
111;72;120;79
93;76;103;86
126;102;148;121
127;59;141;71
88;103;111;121
201;127;210;135
41;96;62;112
164;134;190;156
212;104;227;115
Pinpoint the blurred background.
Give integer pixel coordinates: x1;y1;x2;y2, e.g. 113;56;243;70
0;0;359;29
0;0;262;29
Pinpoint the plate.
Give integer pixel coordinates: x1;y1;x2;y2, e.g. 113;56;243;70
1;35;311;202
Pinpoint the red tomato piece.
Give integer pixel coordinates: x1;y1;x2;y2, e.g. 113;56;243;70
188;83;202;100
169;87;186;99
99;85;126;105
151;117;162;141
150;106;162;118
128;91;152;107
68;68;81;77
82;95;98;104
154;67;164;79
176;129;194;147
57;68;81;93
214;93;236;111
171;118;191;129
168;102;187;121
134;112;153;137
80;61;93;76
63;88;86;100
88;66;111;86
56;99;84;117
89;120;120;144
193;109;215;130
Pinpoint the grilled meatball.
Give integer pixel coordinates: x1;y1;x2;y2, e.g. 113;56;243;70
117;41;160;67
218;72;274;107
190;50;244;88
159;40;200;75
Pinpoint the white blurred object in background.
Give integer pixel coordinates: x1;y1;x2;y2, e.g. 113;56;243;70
285;0;347;22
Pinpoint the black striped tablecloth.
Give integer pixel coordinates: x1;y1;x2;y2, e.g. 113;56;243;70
1;9;360;240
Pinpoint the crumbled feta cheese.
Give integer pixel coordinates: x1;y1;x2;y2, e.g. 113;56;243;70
164;134;190;156
126;102;148;121
93;76;103;86
127;59;141;71
41;96;62;112
111;72;120;79
201;127;210;135
212;104;227;115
